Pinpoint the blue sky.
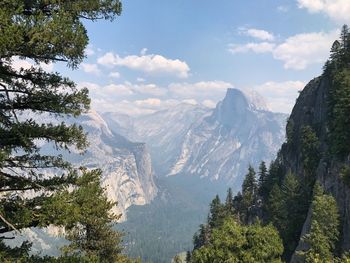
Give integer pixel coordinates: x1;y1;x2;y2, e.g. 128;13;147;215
55;0;349;114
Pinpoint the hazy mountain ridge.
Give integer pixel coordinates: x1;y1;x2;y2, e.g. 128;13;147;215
104;88;287;188
66;111;158;220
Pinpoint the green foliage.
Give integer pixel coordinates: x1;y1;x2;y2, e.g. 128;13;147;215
328;67;350;157
301;184;340;263
325;25;350;158
0;0;122;243
48;169;137;263
301;125;320;182
266;172;310;259
240;165;258;222
191;217;283;263
258;161;268;199
225;188;235;215
286;118;295;146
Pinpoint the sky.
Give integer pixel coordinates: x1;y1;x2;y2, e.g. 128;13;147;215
53;0;350;115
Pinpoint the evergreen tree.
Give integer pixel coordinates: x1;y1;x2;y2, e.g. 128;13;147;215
50;169;138;263
258;161;268;198
241;165;258;221
301;125;320;184
326;25;350;158
232;191;244;220
185;251;191;263
301;183;339;263
0;0;121;241
193;224;211;250
208;195;225;228
224;188;234;215
191;217;283;263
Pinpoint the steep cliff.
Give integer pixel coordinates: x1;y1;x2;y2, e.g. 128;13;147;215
272;73;350;260
65;111;157;219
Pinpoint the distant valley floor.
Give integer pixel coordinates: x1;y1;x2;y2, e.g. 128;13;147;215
118;174;233;263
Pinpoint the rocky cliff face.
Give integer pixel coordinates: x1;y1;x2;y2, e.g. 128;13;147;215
271;76;350;261
70;111;157;220
168;89;286;186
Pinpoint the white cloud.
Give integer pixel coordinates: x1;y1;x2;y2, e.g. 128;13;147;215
40;62;54;72
182;99;198;105
134;83;167;96
229;30;338;70
273;30;338;70
11;57;54;72
202;99;216;108
298;0;350;23
109;72;121;78
81;63;101;75
242;28;275;41
137;77;145;82
253;81;306;113
113;98;180;116
134;98;162;107
85;45;95;56
228;42;276;54
79;81;166;104
169;81;233;100
97;52;190;78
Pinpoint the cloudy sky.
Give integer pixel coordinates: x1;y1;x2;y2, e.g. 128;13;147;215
55;0;349;115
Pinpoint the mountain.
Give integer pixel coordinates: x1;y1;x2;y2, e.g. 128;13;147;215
105;89;286;188
74;111;157;219
5;111;157;255
273;74;350;261
168;89;286;185
104;103;210;174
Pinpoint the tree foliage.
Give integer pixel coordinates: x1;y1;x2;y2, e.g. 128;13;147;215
0;0;127;260
191;217;283;263
325;24;350;158
301;184;340;263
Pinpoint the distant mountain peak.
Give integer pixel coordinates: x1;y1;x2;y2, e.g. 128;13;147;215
212;88;251;128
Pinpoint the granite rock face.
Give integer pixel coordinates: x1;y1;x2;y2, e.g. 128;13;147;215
72;111;157;220
104;89;287;189
268;76;350;261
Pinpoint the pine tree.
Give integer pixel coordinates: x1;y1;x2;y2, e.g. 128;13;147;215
193;224;211;250
208;195;225;228
241;165;258;221
301;125;320;184
185;251;191;263
52;169;137;263
258;161;268;198
224;188;234;215
301;183;339;263
0;0;122;258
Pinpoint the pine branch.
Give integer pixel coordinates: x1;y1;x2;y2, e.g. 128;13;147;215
0;213;20;234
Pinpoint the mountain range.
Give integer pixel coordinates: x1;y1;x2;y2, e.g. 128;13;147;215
104;88;287;188
8;88;287;259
